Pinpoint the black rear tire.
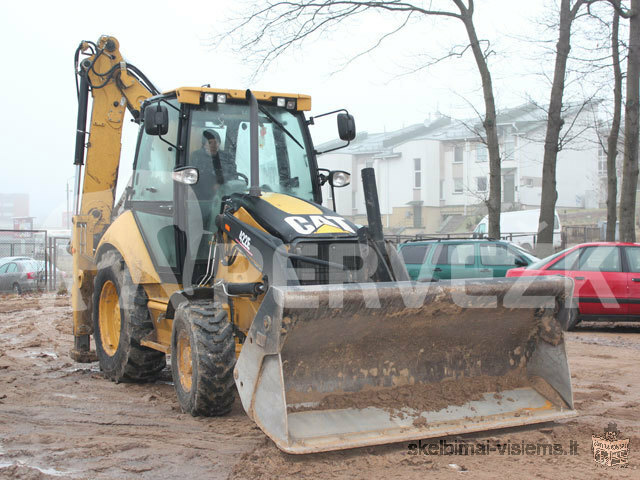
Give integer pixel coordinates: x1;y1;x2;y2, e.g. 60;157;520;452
93;251;166;382
171;301;235;416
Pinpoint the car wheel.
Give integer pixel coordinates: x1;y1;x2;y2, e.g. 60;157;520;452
521;243;533;252
12;283;21;295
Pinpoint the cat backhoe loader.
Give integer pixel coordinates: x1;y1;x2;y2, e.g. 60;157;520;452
69;35;576;454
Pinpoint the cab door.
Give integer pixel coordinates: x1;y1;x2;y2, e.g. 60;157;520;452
128;98;181;281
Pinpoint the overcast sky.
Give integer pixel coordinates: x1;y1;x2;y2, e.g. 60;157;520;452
1;0;565;228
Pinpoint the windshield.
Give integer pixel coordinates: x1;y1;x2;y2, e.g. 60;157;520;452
187;102;314;202
508;243;539;262
526;247;571;270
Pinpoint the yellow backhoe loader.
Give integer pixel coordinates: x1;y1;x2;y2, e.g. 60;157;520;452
70;35;576;454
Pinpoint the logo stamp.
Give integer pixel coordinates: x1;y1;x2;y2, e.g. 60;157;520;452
592;423;629;468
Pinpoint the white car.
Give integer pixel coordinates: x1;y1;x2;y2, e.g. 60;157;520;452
474;209;562;252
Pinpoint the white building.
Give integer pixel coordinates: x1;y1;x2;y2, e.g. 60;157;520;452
317;103;601;233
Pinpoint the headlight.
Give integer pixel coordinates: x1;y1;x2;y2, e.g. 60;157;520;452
173;168;199;185
330;171;351;187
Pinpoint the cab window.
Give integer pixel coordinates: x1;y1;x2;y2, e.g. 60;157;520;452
130;99;180;202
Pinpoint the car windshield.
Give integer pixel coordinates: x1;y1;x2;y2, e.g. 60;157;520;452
526;247;572;270
508;243;539;262
187;102;314;202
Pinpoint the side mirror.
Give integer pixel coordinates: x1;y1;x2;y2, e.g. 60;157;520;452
144;104;169;135
337;113;356;141
514;258;528;267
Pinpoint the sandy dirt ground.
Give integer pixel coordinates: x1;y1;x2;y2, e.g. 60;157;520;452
0;293;638;479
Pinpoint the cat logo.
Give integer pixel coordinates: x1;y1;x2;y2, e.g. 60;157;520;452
284;215;355;235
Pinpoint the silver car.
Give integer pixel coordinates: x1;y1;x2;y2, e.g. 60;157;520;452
0;257;39;293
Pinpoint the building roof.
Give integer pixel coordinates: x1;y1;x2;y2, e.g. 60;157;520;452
317;101;591;153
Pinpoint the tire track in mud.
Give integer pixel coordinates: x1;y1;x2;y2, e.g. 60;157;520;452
1;294;639;479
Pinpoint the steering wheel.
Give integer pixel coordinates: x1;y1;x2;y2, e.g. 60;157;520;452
230;172;249;184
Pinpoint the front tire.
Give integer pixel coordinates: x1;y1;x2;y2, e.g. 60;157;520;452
171;301;235;416
12;283;21;294
92;251;166;382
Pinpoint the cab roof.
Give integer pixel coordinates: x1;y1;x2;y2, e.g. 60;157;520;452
165;87;311;111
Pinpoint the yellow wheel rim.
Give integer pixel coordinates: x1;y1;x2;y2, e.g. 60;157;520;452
98;280;121;356
177;331;193;392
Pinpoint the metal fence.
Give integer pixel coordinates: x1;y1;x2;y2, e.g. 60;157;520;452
562;225;602;245
386;225;608;251
0;229;71;291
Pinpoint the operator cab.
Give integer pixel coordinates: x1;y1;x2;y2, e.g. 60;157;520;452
127;88;354;285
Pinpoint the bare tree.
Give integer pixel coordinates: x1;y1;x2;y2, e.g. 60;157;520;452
219;1;503;237
606;0;623;241
537;0;591;257
620;0;640;241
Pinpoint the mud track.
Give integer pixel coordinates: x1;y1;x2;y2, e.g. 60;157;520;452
1;294;638;479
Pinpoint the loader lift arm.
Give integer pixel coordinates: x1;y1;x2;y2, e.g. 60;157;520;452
70;36;159;361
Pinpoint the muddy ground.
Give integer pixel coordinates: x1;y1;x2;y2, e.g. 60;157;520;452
0;293;638;479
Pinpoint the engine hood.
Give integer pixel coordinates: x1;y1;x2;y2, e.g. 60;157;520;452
231;192;358;244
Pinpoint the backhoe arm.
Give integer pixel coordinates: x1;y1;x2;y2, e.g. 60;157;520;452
71;35;158;361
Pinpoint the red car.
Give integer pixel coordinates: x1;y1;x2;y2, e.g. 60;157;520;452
506;242;640;330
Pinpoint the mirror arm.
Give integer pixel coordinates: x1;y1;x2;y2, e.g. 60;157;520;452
158;135;181;152
330;184;337;212
315;140;352;156
307;108;347;125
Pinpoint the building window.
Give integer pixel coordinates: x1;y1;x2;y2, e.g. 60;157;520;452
439;179;445;200
413;205;422;228
503;136;515;160
476;176;487;192
476;144;488;162
454;178;463;193
598;145;607;176
454;145;464;163
414;158;421;188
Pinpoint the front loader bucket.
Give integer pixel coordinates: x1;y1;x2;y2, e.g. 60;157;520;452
235;277;576;454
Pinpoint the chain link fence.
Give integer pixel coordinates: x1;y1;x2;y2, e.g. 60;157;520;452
0;230;71;292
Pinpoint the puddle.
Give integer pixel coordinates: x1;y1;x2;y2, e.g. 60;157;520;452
52;393;77;399
576;335;640;351
0;461;73;477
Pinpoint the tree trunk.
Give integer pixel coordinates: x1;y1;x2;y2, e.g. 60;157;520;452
620;0;640;242
537;0;577;258
458;5;501;239
607;1;622;242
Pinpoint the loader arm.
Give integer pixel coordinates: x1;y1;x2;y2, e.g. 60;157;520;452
70;36;158;360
